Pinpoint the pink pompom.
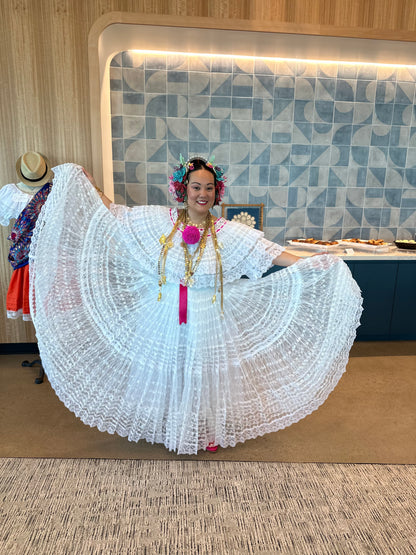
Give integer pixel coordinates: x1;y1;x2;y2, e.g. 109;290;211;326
182;225;200;245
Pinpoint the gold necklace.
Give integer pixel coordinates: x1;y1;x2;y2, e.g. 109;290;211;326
181;214;211;287
157;209;224;317
185;214;207;228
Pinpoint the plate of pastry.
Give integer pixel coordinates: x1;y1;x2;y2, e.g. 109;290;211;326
338;238;390;252
287;238;339;250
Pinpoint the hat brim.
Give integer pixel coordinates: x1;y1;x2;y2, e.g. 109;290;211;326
16;153;54;187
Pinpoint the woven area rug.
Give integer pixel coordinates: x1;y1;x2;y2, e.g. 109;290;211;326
1;458;415;554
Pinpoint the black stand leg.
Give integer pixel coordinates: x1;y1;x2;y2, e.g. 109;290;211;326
22;359;44;384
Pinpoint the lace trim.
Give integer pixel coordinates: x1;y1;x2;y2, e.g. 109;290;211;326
7;308;32;321
0;184;32;225
108;204;284;287
168;207;228;236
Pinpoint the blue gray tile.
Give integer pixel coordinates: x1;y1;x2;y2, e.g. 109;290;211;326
289;166;310;187
315;78;336;100
347;167;367;188
335;80;356;101
332;125;352;145
210;120;231;142
328;167;348;187
231;121;251;142
287;207;307;226
371;126;390;146
388;147;407;168
211;73;232;96
393;104;413;126
270;144;291;165
252;121;272;143
232;74;253;97
144;70;166;93
189;119;209;142
294;100;313;123
273;99;294;121
292;122;312;144
294;78;315;100
356;80;376;103
307;187;327;207
384;189;402;208
188;96;210;118
312;123;333;144
350;146;369;167
367;167;386;187
390;126;410;147
351;125;371;146
269;165;290;186
189;73;210;95
314;101;334;123
331;145;350;166
309;166;329;187
375;81;396;103
334;102;354;123
251;144;270;165
167;94;188;118
145;94;167;117
110;52;416;241
252;99;273;121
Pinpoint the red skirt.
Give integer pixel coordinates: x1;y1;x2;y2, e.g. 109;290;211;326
6;264;31;321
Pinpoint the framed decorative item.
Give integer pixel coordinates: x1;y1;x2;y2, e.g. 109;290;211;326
221;203;264;231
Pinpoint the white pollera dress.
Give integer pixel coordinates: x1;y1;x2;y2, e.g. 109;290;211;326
29;163;363;454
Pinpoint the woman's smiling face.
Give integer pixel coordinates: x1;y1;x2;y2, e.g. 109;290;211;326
186;168;216;223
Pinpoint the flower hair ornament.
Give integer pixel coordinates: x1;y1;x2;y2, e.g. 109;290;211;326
168;154;227;206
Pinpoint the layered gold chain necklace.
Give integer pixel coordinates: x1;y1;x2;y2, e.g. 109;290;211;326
181;213;211;287
158;209;224;316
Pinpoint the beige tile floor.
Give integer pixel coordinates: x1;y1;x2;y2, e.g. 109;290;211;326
1;342;415;463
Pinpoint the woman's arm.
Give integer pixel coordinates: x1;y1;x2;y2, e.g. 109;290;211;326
273;249;328;267
94;189;112;210
272;250;301;267
82;168;112;209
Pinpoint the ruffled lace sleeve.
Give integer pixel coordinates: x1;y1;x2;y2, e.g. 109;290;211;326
215;220;285;282
108;205;285;286
0;183;32;225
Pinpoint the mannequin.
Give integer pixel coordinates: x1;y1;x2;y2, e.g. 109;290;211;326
0;151;54;382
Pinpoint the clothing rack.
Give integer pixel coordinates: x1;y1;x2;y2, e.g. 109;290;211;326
21;359;44;384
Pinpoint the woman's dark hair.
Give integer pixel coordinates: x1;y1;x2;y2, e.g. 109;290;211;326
185;157;225;206
185;157;217;184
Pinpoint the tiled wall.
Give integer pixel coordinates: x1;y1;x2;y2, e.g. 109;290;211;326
110;52;416;243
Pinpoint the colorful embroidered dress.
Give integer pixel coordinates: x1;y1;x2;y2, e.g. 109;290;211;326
29;164;362;454
0;177;53;320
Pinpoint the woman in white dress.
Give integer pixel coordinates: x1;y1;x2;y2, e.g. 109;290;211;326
29;156;362;455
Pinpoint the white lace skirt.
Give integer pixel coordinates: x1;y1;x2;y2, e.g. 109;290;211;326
29;165;362;454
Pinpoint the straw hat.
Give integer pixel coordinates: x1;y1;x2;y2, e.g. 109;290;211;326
16;151;54;188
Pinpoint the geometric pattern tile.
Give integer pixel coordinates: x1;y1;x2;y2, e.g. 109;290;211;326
110;52;416;241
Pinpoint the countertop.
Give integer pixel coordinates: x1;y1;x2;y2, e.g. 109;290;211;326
284;244;416;261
